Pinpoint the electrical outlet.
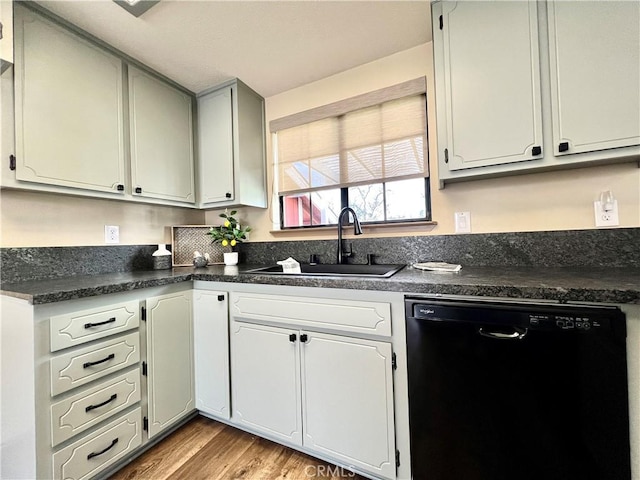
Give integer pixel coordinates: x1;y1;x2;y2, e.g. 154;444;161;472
594;201;620;228
454;212;471;233
105;225;120;244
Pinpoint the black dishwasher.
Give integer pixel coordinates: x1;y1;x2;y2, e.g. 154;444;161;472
405;297;630;480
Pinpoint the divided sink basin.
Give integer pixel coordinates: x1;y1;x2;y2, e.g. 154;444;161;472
243;263;405;278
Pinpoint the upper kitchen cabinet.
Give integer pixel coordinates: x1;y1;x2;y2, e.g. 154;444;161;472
433;1;543;171
128;66;195;205
13;5;126;195
433;0;640;187
197;80;267;209
547;0;640;156
6;4;197;207
0;0;13;72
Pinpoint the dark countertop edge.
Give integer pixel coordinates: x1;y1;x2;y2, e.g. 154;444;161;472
1;267;639;306
0;274;194;305
191;273;640;305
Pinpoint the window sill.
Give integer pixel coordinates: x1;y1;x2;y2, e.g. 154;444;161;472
270;220;438;238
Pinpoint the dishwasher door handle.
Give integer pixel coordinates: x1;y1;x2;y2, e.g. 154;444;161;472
478;327;528;340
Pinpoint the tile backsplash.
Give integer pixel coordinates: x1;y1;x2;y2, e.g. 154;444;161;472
0;245;157;283
1;228;638;284
240;228;640;268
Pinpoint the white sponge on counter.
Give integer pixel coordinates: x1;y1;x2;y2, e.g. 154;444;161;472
277;257;301;274
413;262;462;273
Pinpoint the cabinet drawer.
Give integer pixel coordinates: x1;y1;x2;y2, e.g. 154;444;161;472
50;332;140;396
52;408;142;480
230;293;391;337
51;369;141;446
50;301;139;352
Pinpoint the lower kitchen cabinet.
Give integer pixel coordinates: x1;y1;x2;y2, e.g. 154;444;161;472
0;284;200;479
230;321;396;480
145;290;195;438
302;332;396;480
2;282;408;480
231;322;303;444
193;289;230;420
52;407;143;480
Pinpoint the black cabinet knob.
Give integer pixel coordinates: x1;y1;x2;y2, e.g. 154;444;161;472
135;187;142;194
532;146;542;156
116;184;124;191
300;334;308;343
558;142;570;153
225;192;232;199
289;333;297;342
217;295;225;301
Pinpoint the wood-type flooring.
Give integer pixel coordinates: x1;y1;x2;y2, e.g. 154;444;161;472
109;415;367;480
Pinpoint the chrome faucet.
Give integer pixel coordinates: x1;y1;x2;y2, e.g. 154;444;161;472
336;207;363;264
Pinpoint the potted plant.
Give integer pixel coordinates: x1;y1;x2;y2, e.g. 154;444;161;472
207;210;251;266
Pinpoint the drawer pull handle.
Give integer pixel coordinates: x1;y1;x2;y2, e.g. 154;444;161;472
85;394;118;412
87;438;119;460
84;317;116;329
83;353;115;369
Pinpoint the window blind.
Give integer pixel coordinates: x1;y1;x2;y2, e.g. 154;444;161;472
277;93;428;195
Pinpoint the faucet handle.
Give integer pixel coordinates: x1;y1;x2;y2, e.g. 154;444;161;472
367;254;375;265
342;242;354;258
309;254;319;265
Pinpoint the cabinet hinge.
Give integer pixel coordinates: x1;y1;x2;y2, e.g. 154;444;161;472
396;450;401;468
9;155;16;171
143;416;148;431
439;15;443;30
444;148;449;163
142;361;147;376
392;352;397;370
141;307;146;321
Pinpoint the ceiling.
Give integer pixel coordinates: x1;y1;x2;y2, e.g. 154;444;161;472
38;0;432;98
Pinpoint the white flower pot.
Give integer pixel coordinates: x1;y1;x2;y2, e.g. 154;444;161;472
223;252;238;266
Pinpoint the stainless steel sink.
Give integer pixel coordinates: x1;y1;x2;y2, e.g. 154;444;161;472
243;263;405;278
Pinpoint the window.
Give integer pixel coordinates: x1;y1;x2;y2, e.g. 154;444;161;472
272;78;430;229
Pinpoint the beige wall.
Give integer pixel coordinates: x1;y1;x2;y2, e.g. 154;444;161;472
0;190;204;247
207;42;640;242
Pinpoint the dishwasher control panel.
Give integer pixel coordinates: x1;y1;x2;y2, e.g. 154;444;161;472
529;314;602;330
405;297;623;336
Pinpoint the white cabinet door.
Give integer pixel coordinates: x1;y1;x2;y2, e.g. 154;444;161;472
193;290;230;420
146;291;195;439
435;1;543;171
230;322;302;445
14;5;125;193
547;0;640;156
129;66;195;204
197;80;267;208
197;86;235;204
301;332;396;480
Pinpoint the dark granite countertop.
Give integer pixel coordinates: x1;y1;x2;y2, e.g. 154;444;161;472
1;264;639;305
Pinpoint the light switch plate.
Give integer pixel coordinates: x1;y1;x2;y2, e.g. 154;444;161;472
454;212;471;233
594;201;619;228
